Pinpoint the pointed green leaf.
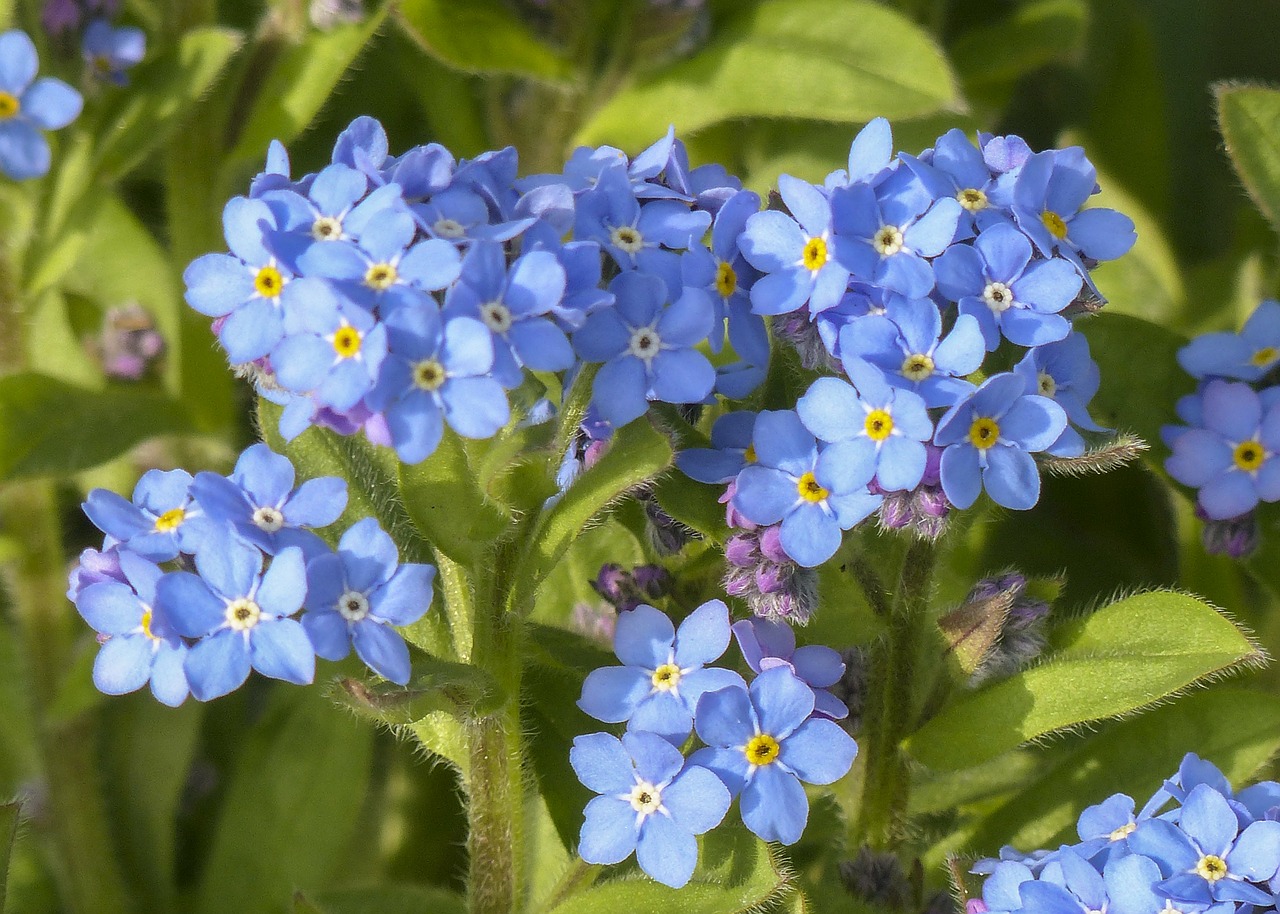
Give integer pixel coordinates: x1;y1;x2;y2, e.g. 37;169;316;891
575;0;957;148
905;590;1262;771
1216;83;1280;235
95;27;243;181
0;373;194;481
396;0;571;82
227;5;390;165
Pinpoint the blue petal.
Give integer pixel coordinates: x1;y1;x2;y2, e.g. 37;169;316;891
0;120;49;180
939;444;982;510
1226;819;1280;881
694;684;756;747
22;77;82;130
627;693;693;745
76;581;143;635
284;476;347;527
578;795;637;865
352;620;412;684
1000;395;1068;451
614;604;675;667
570;732;635;795
443;377;510;439
751;666;815;739
779;717;857;785
93;635;152;695
650;348;715;404
662;765;731;834
0;31;37;94
622;729;685;785
983;445;1041;510
184;630;252;701
337;517;398;592
249;618;315;684
752;410;817;477
741;210;805;272
673;599;731;668
741;763;808;844
636;813;698;888
779;504;841;567
370;563;435;625
302;610;351;661
797;377;861;443
1070;207;1137;261
578;666;651;722
149;644;190;707
591;357;649;426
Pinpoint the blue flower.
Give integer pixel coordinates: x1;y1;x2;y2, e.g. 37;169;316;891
676;410;758;484
899;128;1013;237
823;117;896;189
1013;332;1107;457
572;271;715;427
1074;793;1143;863
1178;300;1280;382
155;536;314;700
731;410;882;567
690;666;858;844
570;730;730;888
72;550;189;707
1166;380;1280;520
1012;148;1136;268
82;468;212;561
731;618;847;719
796;358;934;492
366;304;510;463
301;517;435;685
933;222;1082;350
265;164;405;260
574;163;710;271
0;30;82;180
411;185;533;245
82;19;145;84
577;600;745;745
189;444;347;557
520;221;614;330
933;373;1068;510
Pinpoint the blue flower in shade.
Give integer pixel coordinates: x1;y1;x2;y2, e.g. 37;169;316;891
933;373;1068;510
183;197;315;364
331;114;391;178
1165;380;1280;520
1074;793;1144;864
82;468;212;561
676;410;758;484
682;189;767;362
411;186;533;245
829;168;962;298
980;860;1037;914
823;117;896;189
72;551;189;707
839;295;985;409
1128;784;1280;906
689;666;858;844
265;165;404;257
0;30;82;180
301;517;435;685
366;304;510;463
188;444;347;558
155;536;314;700
739;174;850;316
796;358;934;493
932;222;1083;349
1011;148;1137;267
577;600;745;745
898;128;1013;236
82;19;145;85
572;271;715;427
570;730;731;888
1178;300;1280;382
731;410;882;567
1016;847;1173;914
574;163;710;271
443;240;574;388
269;280;388;411
1013;332;1107;457
731;618;847;720
521;222;614;331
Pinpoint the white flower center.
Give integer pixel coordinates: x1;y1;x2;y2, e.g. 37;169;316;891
252;506;285;533
628;780;663;815
433;218;467;239
874;225;904;256
628;327;661;361
983;281;1013;312
611;226;645;254
312;215;343;241
225;598;262;631
480;301;513;334
337;590;370;622
1037;371;1057;397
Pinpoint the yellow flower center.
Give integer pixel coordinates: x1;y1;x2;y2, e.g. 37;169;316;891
969;417;1000;450
651;663;682;692
1041;211;1069;240
0;91;19;120
153;507;186;532
743;444;757;463
901;353;935;381
332;326;362;359
364;262;398;290
225;598;261;631
254;265;284;299
874;225;904;256
865;409;894;441
801;236;827;272
311;216;343;241
1038;371;1057;397
1108;822;1136;842
140;609;157;641
610;226;644;254
797;471;828;503
744;733;780;766
957;188;988;211
1234;441;1266;472
1196;855;1228;882
628;781;662;814
1252;346;1278;368
715;261;737;298
412;359;446;392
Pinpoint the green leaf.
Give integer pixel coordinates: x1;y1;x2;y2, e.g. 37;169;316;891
1216;83;1280;235
511;417;673;613
0;373;194;481
950;0;1088;109
963;688;1280;856
0;801;17;913
95;27;243;181
905;590;1262;771
545;821;793;914
575;0;957;148
227;5;390;165
296;885;466;914
396;0;571;82
196;688;375;914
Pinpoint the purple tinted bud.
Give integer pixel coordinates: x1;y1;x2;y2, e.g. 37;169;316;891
838;847;912;909
828;646;866;730
42;0;82;36
770;310;840;372
921;444;944;487
967;900;990;914
66;546;126;600
583;438;609;470
724;566;753;597
97;305;165;381
592;563;631;605
754;562;789;595
642;494;695;555
724;532;759;568
877;493;913;530
758;524;788;564
967;573;1026;603
570;601;616;645
916;485;950;518
914;512;948;540
631;564;670;600
720;481;757;531
1198;506;1259;559
749;567;818;623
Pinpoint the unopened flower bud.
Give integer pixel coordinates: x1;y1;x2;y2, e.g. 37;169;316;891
770;310;840;372
642;493;696;555
838;847;913;910
97;304;165;381
591;563;631;606
758;525;788;564
724;533;759;568
1199;507;1258;559
754;562;789;595
632;564;670;601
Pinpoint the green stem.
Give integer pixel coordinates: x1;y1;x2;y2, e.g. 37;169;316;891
854;536;937;850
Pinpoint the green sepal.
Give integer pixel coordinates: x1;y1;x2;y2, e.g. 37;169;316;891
333;658;504;726
395;0;572;82
510;415;673;614
1216;82;1280;237
225;4;391;167
905;590;1263;771
0;373;194;481
574;0;958;148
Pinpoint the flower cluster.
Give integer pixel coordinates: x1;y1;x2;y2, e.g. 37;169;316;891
0;30;83;181
677;120;1131;571
1165;299;1280;555
67;443;435;704
971;753;1280;914
572;599;856;886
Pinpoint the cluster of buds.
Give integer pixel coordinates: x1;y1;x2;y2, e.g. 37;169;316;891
723;523;819;623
